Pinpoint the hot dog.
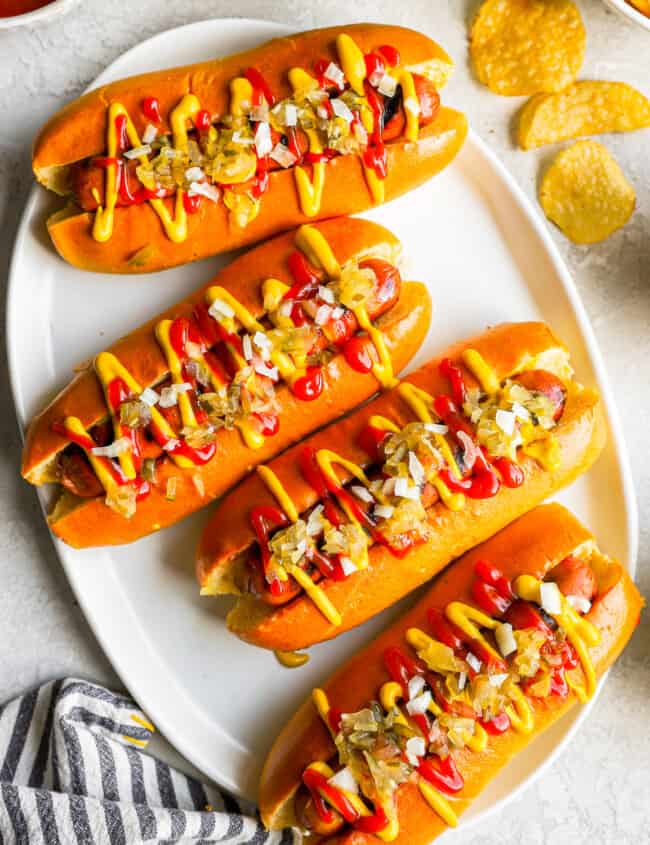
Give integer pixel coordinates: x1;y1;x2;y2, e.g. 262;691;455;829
259;504;643;841
32;24;468;274
20;218;431;547
196;322;606;650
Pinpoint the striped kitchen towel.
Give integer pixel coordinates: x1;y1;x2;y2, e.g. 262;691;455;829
0;678;300;844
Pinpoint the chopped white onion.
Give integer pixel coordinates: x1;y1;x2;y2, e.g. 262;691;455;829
140;387;160;407
159;383;192;408
306;504;325;536
457;671;467;691
208;298;235;321
406;690;431;716
91;437;131;458
142;124;158;145
350;484;373;503
377;73;398;97
123;144;152;160
540;581;563;615
278;301;293;318
495;409;516;436
457;430;480;472
406;736;426;767
394;477;420;500
495;622;517;657
466;653;482;673
489;673;509;688
425;423;448;435
408;675;426;701
511;401;531;421
188;181;220;202
328;767;358;794
318;285;336;304
284;103;298;126
331;98;354;122
269;143;297;168
374;503;395;520
566;594;592;614
331;307;345;320
314;304;333;326
185;166;205;181
253;331;272;354
242;334;253;361
340;557;358;577
382;477;397;496
232;130;255;145
316;106;329;120
324;62;345;89
254;122;273;157
254;360;279;380
408;451;425;486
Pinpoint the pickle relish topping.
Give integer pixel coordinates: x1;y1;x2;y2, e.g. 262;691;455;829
302;559;600;838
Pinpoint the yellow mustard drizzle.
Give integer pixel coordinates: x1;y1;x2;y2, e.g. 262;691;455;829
155;320;199;430
514;574;600;701
523;438;561;472
61;416;121;498
95;352;137;480
368;415;400;433
461;349;500;395
255;464;342;626
93;352;194;470
230;77;254;117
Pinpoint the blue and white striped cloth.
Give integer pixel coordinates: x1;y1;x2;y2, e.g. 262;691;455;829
0;678;300;844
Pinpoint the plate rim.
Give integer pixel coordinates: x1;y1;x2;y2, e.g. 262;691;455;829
6;15;639;829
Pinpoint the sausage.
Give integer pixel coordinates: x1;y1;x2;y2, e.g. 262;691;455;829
382;73;440;141
58;450;104;499
294;786;345;836
549;555;597;602
512;370;567;421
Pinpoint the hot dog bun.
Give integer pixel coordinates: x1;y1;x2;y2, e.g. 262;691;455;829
33;24;467;274
197;322;606;650
259;504;643;840
21;218;431;547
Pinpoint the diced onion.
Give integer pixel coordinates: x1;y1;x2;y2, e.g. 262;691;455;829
495;409;516;436
495;622;517;657
489;673;509;687
331;98;354;122
250;103;270;122
377;73;398;97
142;124;158;144
253;331;272;354
242;335;253;361
284;103;298;126
254;360;279;380
566;594;592;614
269;143;297;168
188;181;220;202
350;484;373;503
340;557;358;576
185;166;205;181
232;131;255;145
318;285;336;304
425;423;448;435
458;671;467;691
406;690;431;716
254;122;273;157
406;736;426;760
328;767;358;794
408;451;425;486
91;437;130;458
159;383;192;408
208;298;235;321
314;304;333;326
374;504;395;520
540;581;563;615
324;62;345;89
123;144;152;159
408;675;426;701
331;307;345;320
140;387;160;407
394;477;420;500
511;401;531;421
306;505;325;536
466;653;482;673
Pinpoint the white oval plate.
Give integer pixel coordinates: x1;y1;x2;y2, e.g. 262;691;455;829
7;17;637;831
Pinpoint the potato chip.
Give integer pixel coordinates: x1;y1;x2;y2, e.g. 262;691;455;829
470;0;586;96
518;82;650;149
539;141;635;244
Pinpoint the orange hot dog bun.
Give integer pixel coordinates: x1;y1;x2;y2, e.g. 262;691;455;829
197;322;606;650
259;503;643;840
33;24;467;274
21;218;431;547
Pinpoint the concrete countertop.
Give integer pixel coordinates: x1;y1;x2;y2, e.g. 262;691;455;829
0;1;648;842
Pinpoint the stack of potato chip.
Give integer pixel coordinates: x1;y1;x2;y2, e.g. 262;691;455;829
470;0;650;244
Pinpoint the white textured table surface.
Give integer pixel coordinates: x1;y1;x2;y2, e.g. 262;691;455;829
1;1;648;842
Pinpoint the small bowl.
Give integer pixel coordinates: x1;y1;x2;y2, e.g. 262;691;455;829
0;0;77;30
601;0;650;32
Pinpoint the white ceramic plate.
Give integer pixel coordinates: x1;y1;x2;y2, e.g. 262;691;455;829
7;17;638;833
601;0;650;32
